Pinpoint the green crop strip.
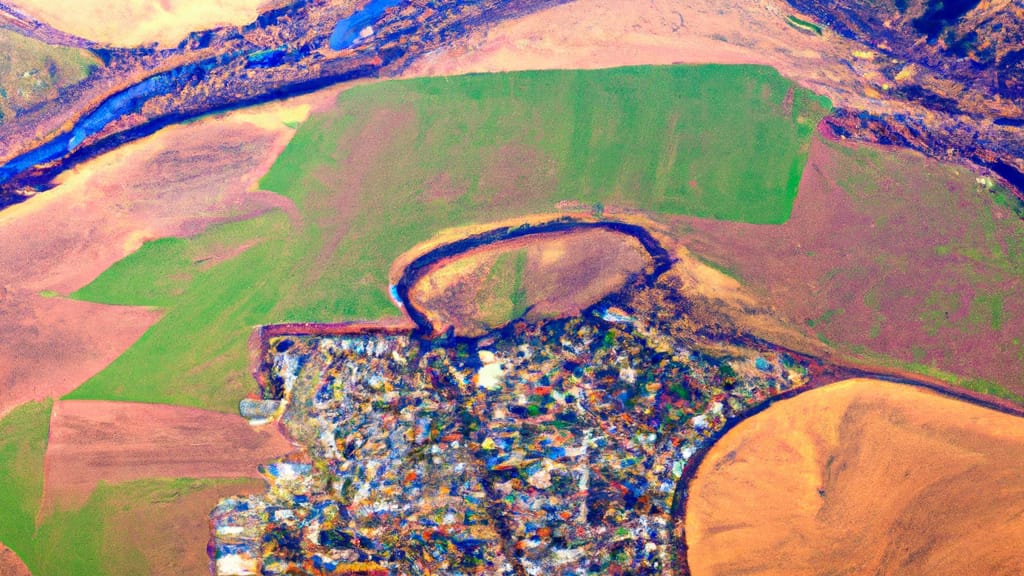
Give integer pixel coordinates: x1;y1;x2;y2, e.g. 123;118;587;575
786;15;823;36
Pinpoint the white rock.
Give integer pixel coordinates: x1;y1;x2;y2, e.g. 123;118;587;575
216;554;259;575
477;362;504;391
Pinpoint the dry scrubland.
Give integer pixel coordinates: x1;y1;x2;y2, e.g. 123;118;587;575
686;378;1024;576
6;0;274;46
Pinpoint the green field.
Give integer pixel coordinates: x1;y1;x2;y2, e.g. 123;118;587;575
477;249;529;327
2;471;253;576
66;64;829;411
0;401;51;562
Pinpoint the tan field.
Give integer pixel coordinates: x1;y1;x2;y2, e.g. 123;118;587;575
0;294;161;418
40;400;291;513
685;378;1024;576
407;227;653;336
0;544;30;576
7;0;275;47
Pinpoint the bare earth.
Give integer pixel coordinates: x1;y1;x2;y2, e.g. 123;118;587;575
0;96;318;419
6;0;275;47
0;543;30;576
40;400;292;513
0;294;161;419
685;378;1024;576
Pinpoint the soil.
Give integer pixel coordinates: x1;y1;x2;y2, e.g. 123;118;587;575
685;378;1024;575
0;543;30;576
0;293;161;418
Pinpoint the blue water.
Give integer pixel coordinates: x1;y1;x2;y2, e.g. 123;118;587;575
0;0;432;190
0;56;231;186
329;0;403;50
0;69;184;184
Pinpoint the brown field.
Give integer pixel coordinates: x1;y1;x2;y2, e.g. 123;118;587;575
0;97;317;418
6;0;275;47
0;543;30;576
407;228;653;336
0;293;161;418
685;378;1024;576
672;135;1024;397
40;400;291;512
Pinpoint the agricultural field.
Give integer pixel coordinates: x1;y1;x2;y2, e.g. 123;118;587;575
0;0;1021;568
675;135;1024;399
66;64;829;412
0;96;312;418
0;400;50;566
685;379;1024;576
28;477;261;576
0;398;270;576
40;400;290;512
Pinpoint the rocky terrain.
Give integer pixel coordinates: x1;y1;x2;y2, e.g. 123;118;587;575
786;0;1024;191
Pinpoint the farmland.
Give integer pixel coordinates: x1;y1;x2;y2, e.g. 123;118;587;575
675;135;1024;399
67;64;828;411
685;378;1024;575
